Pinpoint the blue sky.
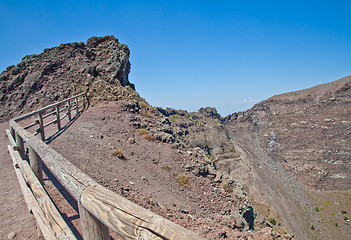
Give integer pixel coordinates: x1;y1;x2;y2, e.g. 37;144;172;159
1;1;350;116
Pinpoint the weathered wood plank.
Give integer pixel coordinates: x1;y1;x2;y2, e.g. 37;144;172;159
10;120;32;141
56;105;61;131
78;203;110;240
38;112;45;141
8;145;57;240
8;145;76;239
75;97;79;115
29;146;43;185
24;121;38;130
15;132;25;159
8;145;75;240
67;101;72;121
26;134;97;200
80;185;206;240
6;129;19;151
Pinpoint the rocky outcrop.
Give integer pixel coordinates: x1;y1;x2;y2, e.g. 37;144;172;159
0;35;135;121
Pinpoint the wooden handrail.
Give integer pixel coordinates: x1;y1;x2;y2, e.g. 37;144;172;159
7;94;206;240
14;92;86;122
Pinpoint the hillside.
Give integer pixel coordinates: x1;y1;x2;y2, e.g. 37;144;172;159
1;36;350;239
0;36;293;240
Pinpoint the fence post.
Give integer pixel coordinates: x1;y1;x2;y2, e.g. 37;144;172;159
38;113;45;141
82;95;86;110
15;132;25;159
29;147;43;184
10;125;15;140
75;97;79;115
78;203;110;240
67;100;72;122
56;105;61;131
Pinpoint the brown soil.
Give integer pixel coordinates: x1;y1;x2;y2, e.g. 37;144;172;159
0;101;292;240
46;101;287;239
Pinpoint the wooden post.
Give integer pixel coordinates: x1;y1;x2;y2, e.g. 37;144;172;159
82;95;86;110
56;105;61;131
67;100;72;122
15;132;25;159
10;125;15;139
38;113;45;141
78;203;110;240
29;147;43;185
75;97;79;115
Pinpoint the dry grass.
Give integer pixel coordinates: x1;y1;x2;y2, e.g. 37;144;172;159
176;174;190;188
112;149;124;159
161;164;171;171
137;128;148;135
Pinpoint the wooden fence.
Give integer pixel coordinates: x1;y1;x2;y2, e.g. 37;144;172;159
6;93;205;240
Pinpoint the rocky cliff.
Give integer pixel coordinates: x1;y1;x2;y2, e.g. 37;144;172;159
161;75;351;239
0;35;136;121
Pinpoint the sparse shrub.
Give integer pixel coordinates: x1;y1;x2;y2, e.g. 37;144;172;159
311;225;315;230
335;223;338;227
315;207;320;212
176;174;190;188
221;184;233;193
112;149;124;159
141;110;153;118
269;218;277;226
139;100;150;109
138;128;148;135
144;134;156;142
325;200;330;205
170;114;180;123
161;164;171;171
341;210;347;214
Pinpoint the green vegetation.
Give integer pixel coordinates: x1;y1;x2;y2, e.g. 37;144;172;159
269;218;277;226
311;225;315;230
137;128;148;135
176;174;190;188
112;149;124;159
344;216;349;221
341;210;347;214
315;207;320;212
325;200;331;205
170;114;180;122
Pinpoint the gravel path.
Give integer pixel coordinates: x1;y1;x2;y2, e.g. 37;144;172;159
0;121;41;240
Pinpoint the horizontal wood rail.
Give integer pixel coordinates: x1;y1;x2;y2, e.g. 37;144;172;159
7;93;206;240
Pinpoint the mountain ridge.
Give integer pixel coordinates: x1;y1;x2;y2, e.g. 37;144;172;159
1;36;350;239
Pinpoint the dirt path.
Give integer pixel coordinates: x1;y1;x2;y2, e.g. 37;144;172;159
0;121;40;240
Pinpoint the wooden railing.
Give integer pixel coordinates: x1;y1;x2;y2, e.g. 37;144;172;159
6;93;205;240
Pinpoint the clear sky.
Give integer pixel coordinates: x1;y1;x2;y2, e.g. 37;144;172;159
1;1;350;116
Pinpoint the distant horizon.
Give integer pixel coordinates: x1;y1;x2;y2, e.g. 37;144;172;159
1;1;350;116
134;74;350;117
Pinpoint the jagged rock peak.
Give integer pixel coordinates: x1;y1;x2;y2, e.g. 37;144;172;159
0;35;136;121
